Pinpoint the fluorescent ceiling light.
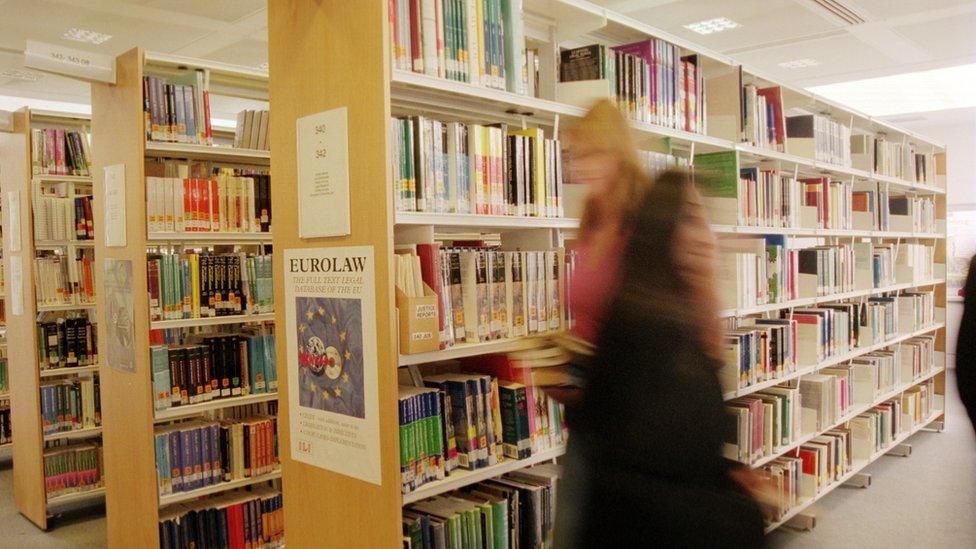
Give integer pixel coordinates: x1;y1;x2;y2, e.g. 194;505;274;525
0;69;42;82
779;58;820;69
62;28;112;45
809;63;976;116
684;17;740;35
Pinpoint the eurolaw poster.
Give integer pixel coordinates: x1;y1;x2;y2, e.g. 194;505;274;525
284;246;381;484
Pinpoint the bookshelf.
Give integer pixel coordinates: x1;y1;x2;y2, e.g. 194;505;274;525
264;0;950;543
90;50;279;547
0;109;103;530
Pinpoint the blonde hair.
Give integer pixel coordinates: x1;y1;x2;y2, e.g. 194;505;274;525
564;100;650;237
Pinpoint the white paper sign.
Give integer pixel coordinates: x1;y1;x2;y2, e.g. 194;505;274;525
10;256;23;316
296;107;350;238
104;164;127;247
284;246;381;484
24;40;116;84
6;191;21;252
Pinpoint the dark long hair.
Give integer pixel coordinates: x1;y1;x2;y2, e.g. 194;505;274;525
613;169;723;363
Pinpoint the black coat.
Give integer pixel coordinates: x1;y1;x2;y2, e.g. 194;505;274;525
556;194;765;547
956;255;976;430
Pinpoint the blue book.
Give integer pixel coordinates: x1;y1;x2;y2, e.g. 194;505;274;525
151;346;171;411
200;423;212;486
247;335;266;394
168;429;183;493
264;334;277;391
155;432;171;495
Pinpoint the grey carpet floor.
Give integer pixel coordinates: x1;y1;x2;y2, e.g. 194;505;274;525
0;371;973;548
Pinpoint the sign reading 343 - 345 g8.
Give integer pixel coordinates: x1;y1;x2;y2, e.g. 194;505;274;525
24;40;116;84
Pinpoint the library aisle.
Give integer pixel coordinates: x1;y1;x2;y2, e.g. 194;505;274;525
769;369;976;547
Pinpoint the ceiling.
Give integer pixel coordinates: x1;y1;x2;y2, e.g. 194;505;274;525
0;0;973;125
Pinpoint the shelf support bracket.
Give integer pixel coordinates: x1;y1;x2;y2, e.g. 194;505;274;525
785;512;816;531
844;472;871;488
887;443;912;457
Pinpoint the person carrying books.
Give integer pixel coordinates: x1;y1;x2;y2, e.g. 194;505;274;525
552;100;766;547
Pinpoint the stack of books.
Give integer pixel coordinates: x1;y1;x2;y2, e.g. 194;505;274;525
403;463;558;547
143;74;213;145
559;41;706;133
34;254;95;307
233;110;270;151
147;252;274;321
388;0;528;94
158;487;283;548
43;442;103;497
742;85;785;152
33;195;95;241
391;117;563;217
40;377;101;435
153;415;278;496
146;169;272;234
37;316;99;371
31;128;92;176
150;330;278;411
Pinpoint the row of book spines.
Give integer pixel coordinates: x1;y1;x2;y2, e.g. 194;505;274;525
151;334;278;412
40;378;101;434
143;75;213;145
34;195;95;241
235;110;271;151
609;48;704;132
146;175;272;234
43;442;102;496
154;417;277;496
148;253;274;321
390;0;522;92
31;128;92;176
403;465;557;549
414;246;562;350
34;256;96;305
37;318;98;369
559;41;697;130
158;488;283;549
392;118;563;218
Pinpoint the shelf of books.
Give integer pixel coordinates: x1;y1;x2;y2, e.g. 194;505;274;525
264;1;948;545
90;49;281;548
0;108;105;529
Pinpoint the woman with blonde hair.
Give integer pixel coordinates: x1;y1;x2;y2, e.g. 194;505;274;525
554;100;765;547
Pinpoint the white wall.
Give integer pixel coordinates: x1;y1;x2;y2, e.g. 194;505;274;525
888;107;976;206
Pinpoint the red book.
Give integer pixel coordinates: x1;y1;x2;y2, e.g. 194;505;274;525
798;448;818;477
147;258;162;321
198;178;210;232
203;91;213;144
228;503;246;549
416;242;446;348
756;86;786;151
409;0;423;73
82;197;94;238
210;178;220;231
182;178;193;232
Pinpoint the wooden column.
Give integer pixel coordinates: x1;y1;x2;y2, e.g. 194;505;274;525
268;1;401;546
0;108;47;529
90;47;159;548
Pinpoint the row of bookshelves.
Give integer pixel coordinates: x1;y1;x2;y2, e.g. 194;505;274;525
723;322;945;402
149;312;275;331
763;408;943;533
146;232;273;244
39;365;100;378
390;70;944;195
400;445;566;505
719;278;944;318
750;365;943;470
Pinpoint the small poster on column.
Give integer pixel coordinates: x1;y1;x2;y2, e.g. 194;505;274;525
284;245;381;484
296;107;350;238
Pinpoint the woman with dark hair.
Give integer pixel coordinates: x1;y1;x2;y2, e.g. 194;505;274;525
956;255;976;431
554;101;765;547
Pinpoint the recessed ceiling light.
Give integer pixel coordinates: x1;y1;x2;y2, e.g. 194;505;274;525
62;28;112;45
0;69;42;82
809;63;976;116
779;58;821;69
684;17;740;35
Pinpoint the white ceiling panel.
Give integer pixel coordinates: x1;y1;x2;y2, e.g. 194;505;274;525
122;0;266;24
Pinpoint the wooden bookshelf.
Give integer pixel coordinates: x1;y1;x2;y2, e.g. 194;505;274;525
91;49;277;547
0;108;103;530
264;0;950;542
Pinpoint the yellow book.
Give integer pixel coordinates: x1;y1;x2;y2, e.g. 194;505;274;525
190;253;200;318
475;0;485;87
